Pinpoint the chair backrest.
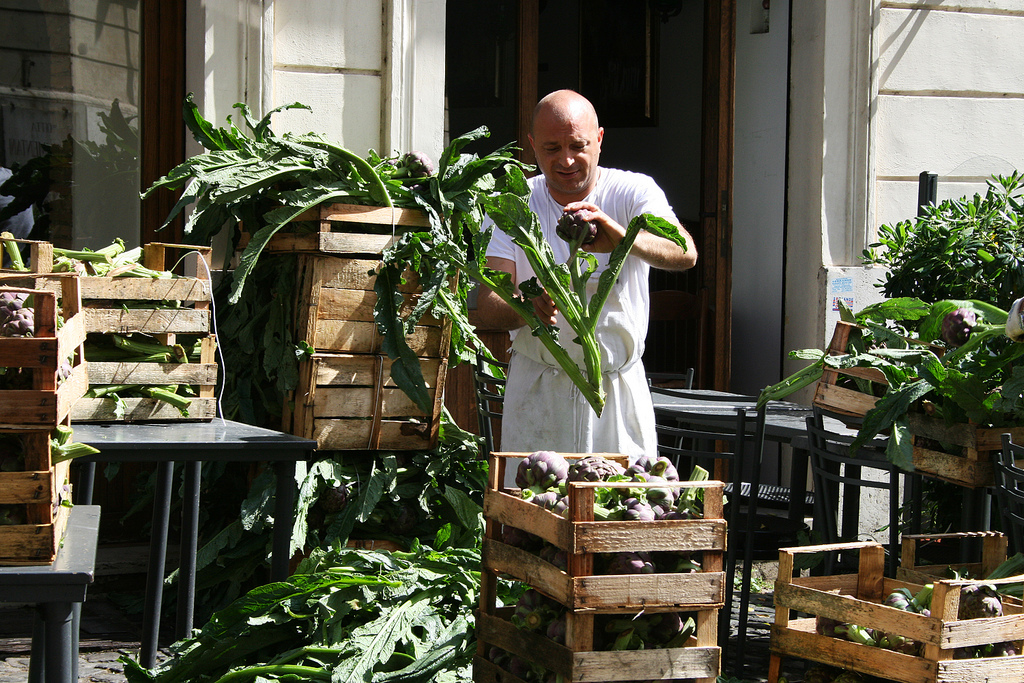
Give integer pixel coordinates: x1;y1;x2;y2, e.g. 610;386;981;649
806;409;901;576
646;367;695;390
648;288;709;387
473;349;508;458
996;433;1024;555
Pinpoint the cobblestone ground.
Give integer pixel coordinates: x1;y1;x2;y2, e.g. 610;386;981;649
0;587;787;683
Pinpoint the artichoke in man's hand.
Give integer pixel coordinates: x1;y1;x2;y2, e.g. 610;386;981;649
555;209;597;251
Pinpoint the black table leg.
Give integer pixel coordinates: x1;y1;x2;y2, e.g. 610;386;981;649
141;460;175;669
77;461;96;506
42;601;74;683
177;460;202;640
28;609;44;683
272;461;297;582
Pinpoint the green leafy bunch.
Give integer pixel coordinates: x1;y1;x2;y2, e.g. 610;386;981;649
760;298;1024;470
864;172;1024;310
123;543;481;683
289;409;487;555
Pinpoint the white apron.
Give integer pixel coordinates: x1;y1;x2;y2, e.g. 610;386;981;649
499;267;656;461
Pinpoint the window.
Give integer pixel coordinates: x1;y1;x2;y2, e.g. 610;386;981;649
0;1;184;251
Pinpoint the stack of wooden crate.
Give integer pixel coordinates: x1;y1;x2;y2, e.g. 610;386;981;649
263;203;451;451
0;274;89;564
474;452;726;683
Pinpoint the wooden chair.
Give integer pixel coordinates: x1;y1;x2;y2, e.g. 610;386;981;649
647;288;709;387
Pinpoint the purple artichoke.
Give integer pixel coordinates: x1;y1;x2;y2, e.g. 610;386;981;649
555;209;597;249
516;450;570;490
317;483;349;514
941;307;977;347
539;543;568;570
617;496;656;522
511;589;561;633
567;455;625;482
605;551;656;575
545;614;566;644
529;489;567;512
395;150;435;178
958;583;1002;620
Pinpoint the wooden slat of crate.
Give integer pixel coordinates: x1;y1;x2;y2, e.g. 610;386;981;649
482;538;724;611
72;397;218;422
908;413;1024;488
0;277;88;428
897;532;1008;586
0;238;53;273
86;360;218;385
475;610;719;683
292;351;447;450
812;321;886;418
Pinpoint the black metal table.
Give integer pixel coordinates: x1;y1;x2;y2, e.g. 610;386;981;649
72;419;317;668
648;389;850;523
0;505;100;683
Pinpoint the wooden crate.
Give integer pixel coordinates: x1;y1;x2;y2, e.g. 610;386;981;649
476;452;724;683
908;412;1024;489
0;275;88;428
474;607;721;683
768;540;1024;683
897;531;1008;586
0;428;72;565
290;351;444;450
812;321;887;420
483;452;727;611
65;242;214;335
271;203;450;450
72;334;219;422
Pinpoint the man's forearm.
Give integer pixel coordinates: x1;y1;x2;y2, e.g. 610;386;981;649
472;287;526;330
631;228;698;272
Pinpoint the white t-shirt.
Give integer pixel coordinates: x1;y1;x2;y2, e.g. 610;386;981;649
485;167;679;459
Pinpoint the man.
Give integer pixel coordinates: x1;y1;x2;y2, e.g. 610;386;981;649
476;89;697;459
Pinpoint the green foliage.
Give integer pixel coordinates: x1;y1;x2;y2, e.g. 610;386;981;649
123;544;480;683
864;172;1024;310
760;297;1024;470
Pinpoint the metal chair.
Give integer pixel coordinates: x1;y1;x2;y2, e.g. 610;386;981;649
995;433;1024;555
654;404;802;676
473;349;508;458
805;408;904;576
646;367;695;389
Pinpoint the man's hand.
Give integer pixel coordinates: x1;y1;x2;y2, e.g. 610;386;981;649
563;202;697;272
530;290;558;326
564;202;624;254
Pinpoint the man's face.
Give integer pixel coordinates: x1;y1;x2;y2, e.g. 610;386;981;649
529;110;603;205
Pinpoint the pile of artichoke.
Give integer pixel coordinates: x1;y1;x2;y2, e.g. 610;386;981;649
815;580;1017;659
502;451;707;575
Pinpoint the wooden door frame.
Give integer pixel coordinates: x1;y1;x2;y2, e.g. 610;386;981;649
700;0;735;391
140;0;187;246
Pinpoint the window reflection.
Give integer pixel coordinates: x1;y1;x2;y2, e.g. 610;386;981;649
0;1;140;250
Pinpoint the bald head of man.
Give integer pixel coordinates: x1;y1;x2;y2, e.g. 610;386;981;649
528;90;604;205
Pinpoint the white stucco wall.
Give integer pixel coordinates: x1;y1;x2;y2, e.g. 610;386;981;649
784;0;1024;383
